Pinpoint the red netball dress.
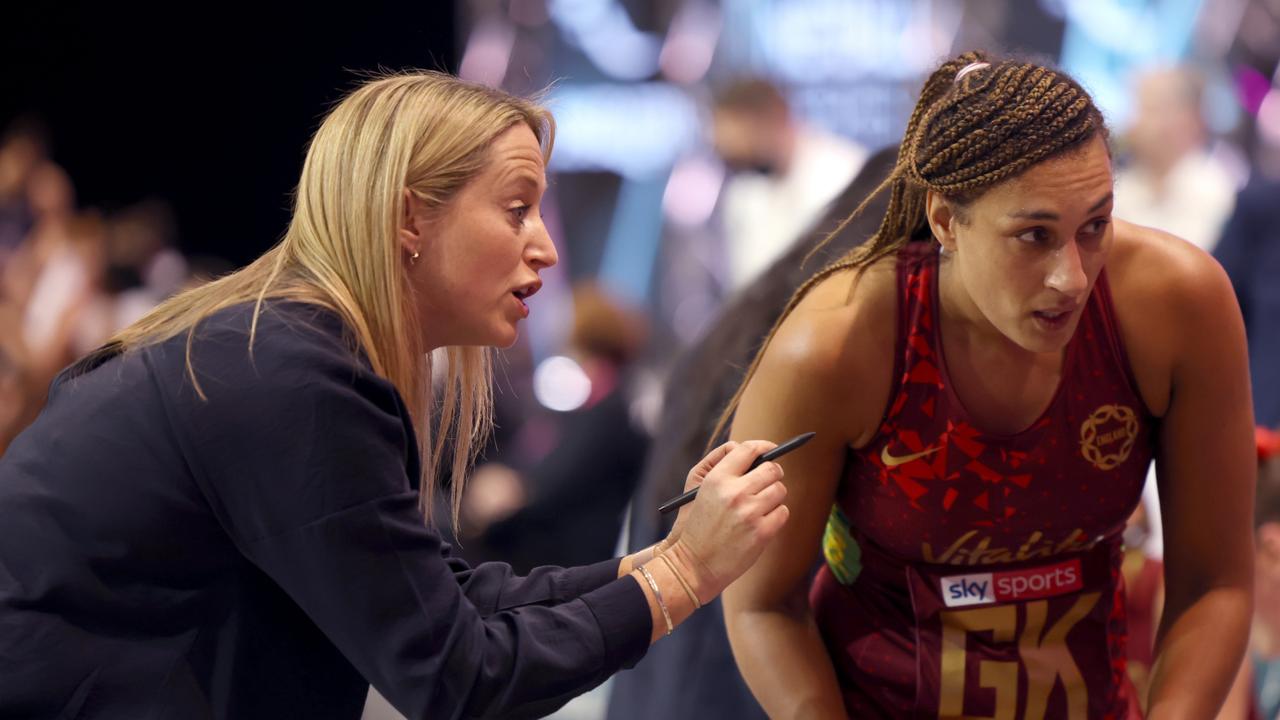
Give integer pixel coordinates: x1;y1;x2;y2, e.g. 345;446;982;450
811;242;1155;719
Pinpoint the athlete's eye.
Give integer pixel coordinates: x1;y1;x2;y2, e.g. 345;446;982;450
1016;228;1051;245
1080;218;1109;239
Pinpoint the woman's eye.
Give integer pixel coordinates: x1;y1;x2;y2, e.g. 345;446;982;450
1081;218;1110;238
1016;228;1050;245
510;205;530;223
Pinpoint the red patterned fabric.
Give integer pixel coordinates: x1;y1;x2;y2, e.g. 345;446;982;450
811;242;1155;718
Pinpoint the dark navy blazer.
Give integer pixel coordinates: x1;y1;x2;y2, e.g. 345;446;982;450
0;301;649;719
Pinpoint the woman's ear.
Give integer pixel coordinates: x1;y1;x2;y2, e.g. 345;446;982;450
399;188;425;256
925;190;958;253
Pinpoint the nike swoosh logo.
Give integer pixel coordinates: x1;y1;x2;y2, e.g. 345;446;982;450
880;444;941;467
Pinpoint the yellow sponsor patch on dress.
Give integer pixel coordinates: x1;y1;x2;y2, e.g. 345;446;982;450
822;505;861;585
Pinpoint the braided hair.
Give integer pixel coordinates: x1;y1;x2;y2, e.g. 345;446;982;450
711;51;1108;445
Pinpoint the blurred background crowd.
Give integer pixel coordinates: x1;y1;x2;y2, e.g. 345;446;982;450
4;1;1280;718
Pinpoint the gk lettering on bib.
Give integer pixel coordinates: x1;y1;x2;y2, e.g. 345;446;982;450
906;547;1125;719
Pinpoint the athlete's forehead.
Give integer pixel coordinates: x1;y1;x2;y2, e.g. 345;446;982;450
972;136;1114;222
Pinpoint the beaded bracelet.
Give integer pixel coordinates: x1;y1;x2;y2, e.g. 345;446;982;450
637;564;673;636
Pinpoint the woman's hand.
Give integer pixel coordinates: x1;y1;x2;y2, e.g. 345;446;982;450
661;440;790;603
663;440;737;548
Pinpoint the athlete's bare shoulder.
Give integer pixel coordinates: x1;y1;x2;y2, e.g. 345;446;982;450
1108;220;1224;298
751;253;899;447
1106;219;1241;416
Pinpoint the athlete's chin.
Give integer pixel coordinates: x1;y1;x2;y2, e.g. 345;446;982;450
1013;317;1078;354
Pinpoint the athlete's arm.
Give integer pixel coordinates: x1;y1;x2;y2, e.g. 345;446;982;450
1139;239;1255;719
722;266;895;719
1212;654;1253;720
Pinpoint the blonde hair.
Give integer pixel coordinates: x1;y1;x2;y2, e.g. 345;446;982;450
102;70;555;528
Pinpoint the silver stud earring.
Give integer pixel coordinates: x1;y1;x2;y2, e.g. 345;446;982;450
410;251;420;264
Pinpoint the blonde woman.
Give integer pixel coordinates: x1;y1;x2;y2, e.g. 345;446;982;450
0;73;790;719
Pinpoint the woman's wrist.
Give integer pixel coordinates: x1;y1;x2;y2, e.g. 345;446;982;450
630;555;701;644
661;539;716;606
658;552;701;609
618;541;664;578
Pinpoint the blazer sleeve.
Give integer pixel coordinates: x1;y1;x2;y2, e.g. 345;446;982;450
153;308;650;719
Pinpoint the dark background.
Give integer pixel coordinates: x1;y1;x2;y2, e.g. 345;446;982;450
1;4;458;266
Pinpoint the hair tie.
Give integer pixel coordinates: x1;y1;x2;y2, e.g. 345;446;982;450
955;62;990;83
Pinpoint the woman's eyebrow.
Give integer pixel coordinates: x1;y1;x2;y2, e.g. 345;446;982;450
1006;191;1114;221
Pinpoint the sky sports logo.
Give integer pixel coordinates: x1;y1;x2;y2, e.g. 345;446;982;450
940;559;1083;607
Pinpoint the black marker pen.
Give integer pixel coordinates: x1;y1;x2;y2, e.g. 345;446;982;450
658;431;816;515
